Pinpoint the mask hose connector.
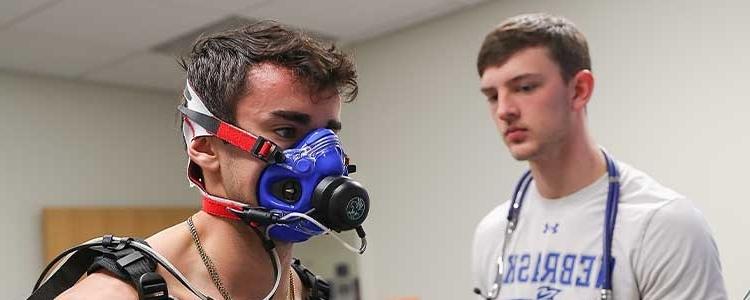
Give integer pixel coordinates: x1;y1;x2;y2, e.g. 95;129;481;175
276;212;368;254
227;207;292;226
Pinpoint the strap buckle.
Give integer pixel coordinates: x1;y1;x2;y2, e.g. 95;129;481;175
250;136;282;164
101;235;131;251
138;272;169;300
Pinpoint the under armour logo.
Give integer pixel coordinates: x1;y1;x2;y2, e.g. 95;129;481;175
536;286;562;299
543;223;559;234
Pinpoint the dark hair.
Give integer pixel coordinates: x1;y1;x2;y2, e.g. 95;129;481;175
476;13;591;82
178;20;358;125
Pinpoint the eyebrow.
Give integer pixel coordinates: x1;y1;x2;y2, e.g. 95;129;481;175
270;110;342;131
506;73;542;84
480;73;542;95
480;87;496;96
271;110;311;125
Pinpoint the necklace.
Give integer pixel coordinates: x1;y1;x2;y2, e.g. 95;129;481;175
187;216;295;300
289;269;295;300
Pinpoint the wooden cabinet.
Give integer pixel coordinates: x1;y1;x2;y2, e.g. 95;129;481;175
42;206;197;262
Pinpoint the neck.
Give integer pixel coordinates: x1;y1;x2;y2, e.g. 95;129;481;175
528;132;606;199
190;210;294;299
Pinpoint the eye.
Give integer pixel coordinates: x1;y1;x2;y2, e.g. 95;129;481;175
516;83;538;93
486;93;498;102
273;127;297;139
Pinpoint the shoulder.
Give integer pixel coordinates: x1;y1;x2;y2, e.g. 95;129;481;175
145;220;193;260
642;197;714;246
471;201;509;283
473;201;510;242
615;163;727;297
608;161;726;297
616;161;684;207
614;161;713;242
146;221;196;298
616;161;709;227
615;161;688;225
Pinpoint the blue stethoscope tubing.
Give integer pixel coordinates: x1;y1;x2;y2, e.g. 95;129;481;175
480;151;620;300
602;151;620;295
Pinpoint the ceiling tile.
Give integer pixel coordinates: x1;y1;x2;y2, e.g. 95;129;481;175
453;0;490;5
0;0;58;26
1;0;483;91
0;28;131;78
158;0;269;14
152;15;258;57
239;0;460;43
341;0;468;43
12;0;230;50
83;52;184;92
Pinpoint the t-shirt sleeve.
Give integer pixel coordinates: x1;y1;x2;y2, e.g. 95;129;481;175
472;220;490;299
634;198;727;300
472;203;508;299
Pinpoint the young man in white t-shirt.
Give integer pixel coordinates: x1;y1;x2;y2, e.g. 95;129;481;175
472;13;727;299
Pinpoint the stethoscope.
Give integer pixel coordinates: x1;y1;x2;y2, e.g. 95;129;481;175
475;151;620;300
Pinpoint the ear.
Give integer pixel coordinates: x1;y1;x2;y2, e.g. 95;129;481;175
569;69;595;112
187;136;220;172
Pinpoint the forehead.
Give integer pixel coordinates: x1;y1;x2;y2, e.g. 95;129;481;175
480;47;560;87
235;63;341;122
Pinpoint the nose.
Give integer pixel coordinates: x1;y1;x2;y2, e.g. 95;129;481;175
496;94;519;123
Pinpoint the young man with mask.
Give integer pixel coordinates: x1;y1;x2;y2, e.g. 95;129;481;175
53;21;367;300
471;14;726;299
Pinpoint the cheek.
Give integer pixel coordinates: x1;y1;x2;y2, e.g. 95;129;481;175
528;91;568;132
220;153;265;199
488;102;497;114
537;102;571;139
488;103;501;123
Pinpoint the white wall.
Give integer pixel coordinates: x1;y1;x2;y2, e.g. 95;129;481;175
347;0;750;299
0;71;194;298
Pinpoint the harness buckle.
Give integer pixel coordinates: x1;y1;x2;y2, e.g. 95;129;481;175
138;272;169;300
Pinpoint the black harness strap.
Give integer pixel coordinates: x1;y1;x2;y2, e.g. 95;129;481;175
28;236;168;300
30;235;331;300
291;258;331;300
87;241;156;288
28;247;101;300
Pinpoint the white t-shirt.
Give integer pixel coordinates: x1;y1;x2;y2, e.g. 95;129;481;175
472;161;727;300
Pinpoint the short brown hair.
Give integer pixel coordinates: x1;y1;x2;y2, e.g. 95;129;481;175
179;20;358;126
476;13;590;81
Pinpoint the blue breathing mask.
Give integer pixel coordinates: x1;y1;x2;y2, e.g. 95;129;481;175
179;80;368;249
258;128;369;243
